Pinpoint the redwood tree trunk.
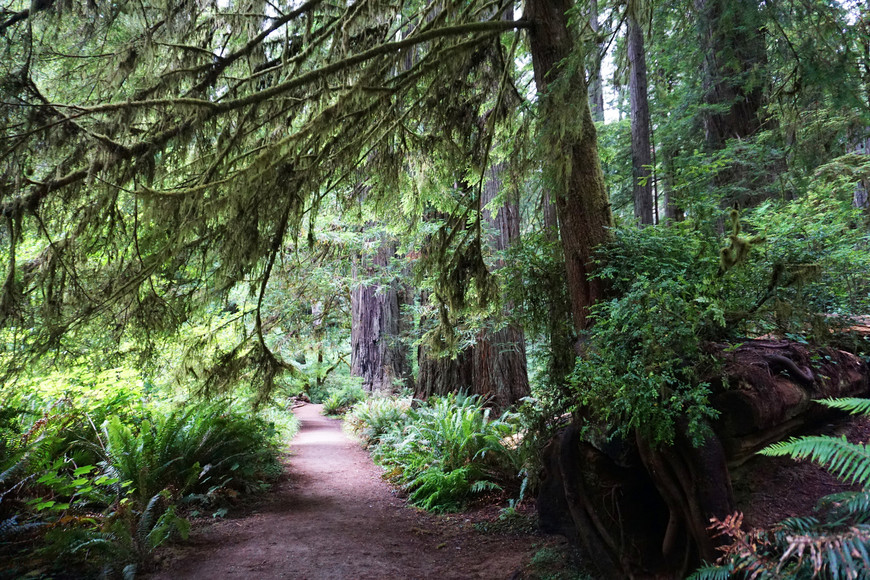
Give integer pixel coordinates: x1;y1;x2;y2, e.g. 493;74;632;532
526;3;736;578
628;7;654;226
694;0;765;150
350;233;411;394
526;0;614;334
416;287;474;399
472;164;530;410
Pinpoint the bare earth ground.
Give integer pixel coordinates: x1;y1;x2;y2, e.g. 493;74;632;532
147;403;564;580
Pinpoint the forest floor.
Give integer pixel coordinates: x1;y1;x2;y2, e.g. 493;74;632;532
146;403;573;580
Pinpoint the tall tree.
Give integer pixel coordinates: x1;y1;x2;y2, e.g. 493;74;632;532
526;0;614;335
627;1;654;225
694;0;766;149
587;0;606;122
471;164;529;409
350;230;411;393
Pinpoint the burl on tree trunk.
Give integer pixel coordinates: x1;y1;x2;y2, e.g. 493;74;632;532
538;340;870;579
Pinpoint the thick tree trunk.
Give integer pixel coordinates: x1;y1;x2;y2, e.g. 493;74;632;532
416;344;474;399
350;233;411;394
526;0;614;334
416;288;474;399
472;164;530;410
694;0;765;150
628;8;654;226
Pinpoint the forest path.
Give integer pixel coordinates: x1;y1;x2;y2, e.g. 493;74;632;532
148;403;548;580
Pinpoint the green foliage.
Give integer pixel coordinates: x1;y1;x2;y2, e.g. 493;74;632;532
524;545;594;580
570;223;725;445
691;398;870;579
745;192;870;331
0;379;285;578
760;436;870;488
346;396;413;446
569;190;870;447
322;383;366;416
351;393;520;512
98;404;281;505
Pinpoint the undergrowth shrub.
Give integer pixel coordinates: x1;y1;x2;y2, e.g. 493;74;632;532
571;198;870;447
98;405;281;505
0;390;285;579
322;383;366;415
346;396;412;446
352;393;521;512
690;397;870;579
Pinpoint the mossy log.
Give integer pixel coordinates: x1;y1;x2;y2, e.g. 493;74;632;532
538;340;870;579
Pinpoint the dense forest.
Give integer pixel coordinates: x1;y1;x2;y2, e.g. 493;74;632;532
2;0;870;578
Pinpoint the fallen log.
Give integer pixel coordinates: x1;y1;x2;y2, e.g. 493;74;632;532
537;340;870;579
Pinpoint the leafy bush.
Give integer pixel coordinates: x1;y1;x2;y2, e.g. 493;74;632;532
690;398;870;579
97;404;281;505
322;384;366;415
357;393;520;512
347;396;412;446
0;392;284;578
571;197;870;446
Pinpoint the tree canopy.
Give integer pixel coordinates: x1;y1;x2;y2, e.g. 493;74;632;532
1;0;540;391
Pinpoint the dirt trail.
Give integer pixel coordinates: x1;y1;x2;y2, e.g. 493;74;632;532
148;403;551;580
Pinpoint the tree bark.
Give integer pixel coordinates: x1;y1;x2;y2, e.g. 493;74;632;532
416;288;474;399
350;232;411;394
587;0;606;123
525;0;614;334
694;0;765;150
472;164;530;410
661;148;684;223
628;7;654;226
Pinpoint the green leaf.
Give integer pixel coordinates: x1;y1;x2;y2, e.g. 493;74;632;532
73;465;96;477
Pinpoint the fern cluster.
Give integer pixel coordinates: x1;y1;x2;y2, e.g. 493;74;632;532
348;393;520;512
321;383;367;416
690;398;870;579
0;392;284;578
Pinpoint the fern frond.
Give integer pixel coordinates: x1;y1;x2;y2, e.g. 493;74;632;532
687;562;733;580
469;479;501;493
137;492;165;547
816;398;870;416
759;436;870;487
776;524;870;579
818;490;870;522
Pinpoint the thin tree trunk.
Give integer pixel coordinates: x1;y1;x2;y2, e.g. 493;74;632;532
587;0;606;122
628;6;654;226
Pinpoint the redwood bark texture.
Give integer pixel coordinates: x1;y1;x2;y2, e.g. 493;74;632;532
350;234;411;393
694;0;765;149
416;338;473;400
525;0;614;333
471;164;529;410
628;8;654;226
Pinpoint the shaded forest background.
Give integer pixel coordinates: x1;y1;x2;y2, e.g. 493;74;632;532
2;0;870;578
